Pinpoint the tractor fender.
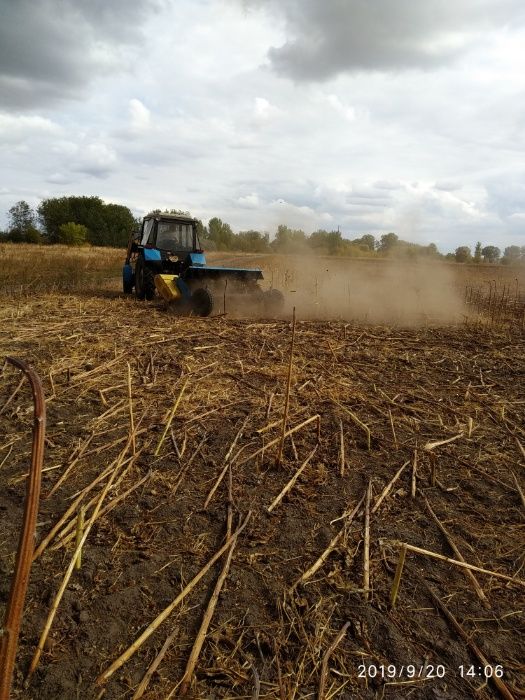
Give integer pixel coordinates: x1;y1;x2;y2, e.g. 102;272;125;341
143;248;162;262
176;277;192;300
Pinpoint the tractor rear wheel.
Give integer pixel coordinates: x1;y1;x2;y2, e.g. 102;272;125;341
192;287;214;317
135;257;156;301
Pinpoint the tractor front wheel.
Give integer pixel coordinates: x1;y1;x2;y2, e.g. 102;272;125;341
135;257;156;301
192;288;214;317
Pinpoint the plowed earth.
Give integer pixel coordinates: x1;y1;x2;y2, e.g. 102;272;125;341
1;290;524;700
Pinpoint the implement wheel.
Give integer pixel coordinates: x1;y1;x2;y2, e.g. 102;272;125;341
135;257;156;301
192;287;214;317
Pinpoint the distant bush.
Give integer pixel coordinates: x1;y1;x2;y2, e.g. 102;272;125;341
58;222;88;246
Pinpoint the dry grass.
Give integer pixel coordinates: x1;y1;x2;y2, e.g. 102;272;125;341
0;243;123;295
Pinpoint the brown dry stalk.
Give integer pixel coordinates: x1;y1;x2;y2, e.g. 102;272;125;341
34;454;136;559
424;498;490;608
411;449;417;499
318;621;350;700
44;432;94;499
0;376;24;416
371;461;410;514
292;494;365;589
363;480;372;601
388;409;398;449
154;378;189;456
237;414;320;467
511;472;525;509
179;517;240;695
74;506;85;571
339;419;345;477
276;307;297;467
423;433;463;451
383;540;525;588
268;446;318;513
132;626;179;700
82;427;148;458
416;572;516;700
127;362;135;455
53;469;150;551
516;437;525;462
390;544;407;608
203;416;249;509
28;435;135;678
333;400;371;451
96;512;252;685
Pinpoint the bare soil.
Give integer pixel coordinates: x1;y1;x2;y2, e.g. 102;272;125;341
0;283;524;700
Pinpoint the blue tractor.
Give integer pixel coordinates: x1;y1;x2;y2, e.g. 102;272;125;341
122;213;284;317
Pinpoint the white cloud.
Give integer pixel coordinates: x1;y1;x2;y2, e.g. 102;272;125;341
129;98;151;131
322;94;356;122
0;113;60;145
253;97;281;123
237;193;260;207
73;143;118;178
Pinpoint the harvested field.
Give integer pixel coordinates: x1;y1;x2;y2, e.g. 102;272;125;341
1;247;524;700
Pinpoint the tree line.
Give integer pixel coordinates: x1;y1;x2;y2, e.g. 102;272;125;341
2;197;524;264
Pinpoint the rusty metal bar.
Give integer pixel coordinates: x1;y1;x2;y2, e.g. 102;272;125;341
0;358;45;700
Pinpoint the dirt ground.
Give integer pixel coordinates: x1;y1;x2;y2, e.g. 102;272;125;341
1;277;524;699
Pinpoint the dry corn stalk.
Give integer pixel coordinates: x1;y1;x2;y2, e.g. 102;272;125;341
363;480;372;601
333;400;371;451
237;414;320;467
179;518;239;694
318;621;350;700
390;544;407;608
423;433;463;451
382;540;525;588
292;494;365;589
275;307;296;467
371;461;410;514
425;498;490;608
268;446;318;513
28;434;135;677
97;512;252;685
154;378;189;456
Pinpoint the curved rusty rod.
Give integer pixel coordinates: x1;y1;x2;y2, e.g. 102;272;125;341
0;358;45;700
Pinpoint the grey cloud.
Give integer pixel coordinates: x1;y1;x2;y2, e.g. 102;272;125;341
243;0;525;81
484;177;525;219
0;0;161;109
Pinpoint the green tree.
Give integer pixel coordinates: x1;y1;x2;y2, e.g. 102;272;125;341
208;217;234;250
101;203;136;247
195;219;209;242
355;234;376;251
38;196;135;246
58;222;88;246
271;225;307;253
7;200;40;242
473;241;482;263
236;230;270;252
502;245;522;264
455;246;472;263
378;232;399;253
481;245;501;263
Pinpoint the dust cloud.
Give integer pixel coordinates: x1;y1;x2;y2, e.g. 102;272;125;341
266;256;465;325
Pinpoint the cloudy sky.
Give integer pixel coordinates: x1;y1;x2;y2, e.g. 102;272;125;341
1;0;525;252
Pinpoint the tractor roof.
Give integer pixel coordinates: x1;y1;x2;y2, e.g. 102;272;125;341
145;213;197;224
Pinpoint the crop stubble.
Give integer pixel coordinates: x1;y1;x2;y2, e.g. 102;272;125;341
0;259;524;699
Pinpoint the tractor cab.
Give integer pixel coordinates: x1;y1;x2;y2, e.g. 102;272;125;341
139;214;198;257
